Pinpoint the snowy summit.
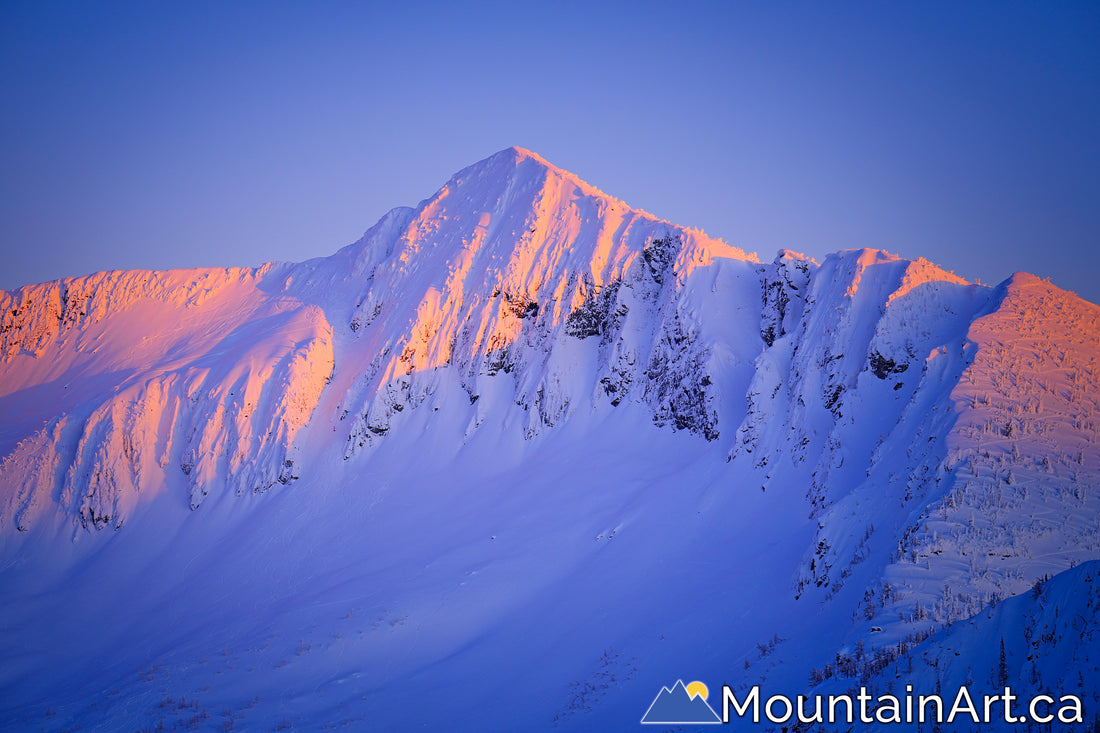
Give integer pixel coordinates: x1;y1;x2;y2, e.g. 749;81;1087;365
1;148;1098;731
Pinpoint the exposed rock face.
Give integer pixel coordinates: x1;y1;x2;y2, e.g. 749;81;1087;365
2;147;1099;732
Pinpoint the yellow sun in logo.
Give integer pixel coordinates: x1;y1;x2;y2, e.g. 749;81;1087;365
685;681;709;700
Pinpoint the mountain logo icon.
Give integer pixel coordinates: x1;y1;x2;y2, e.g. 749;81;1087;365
641;679;722;724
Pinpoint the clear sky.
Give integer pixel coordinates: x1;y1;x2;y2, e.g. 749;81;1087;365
3;1;1099;302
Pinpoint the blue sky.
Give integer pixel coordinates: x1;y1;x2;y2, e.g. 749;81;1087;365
2;1;1099;302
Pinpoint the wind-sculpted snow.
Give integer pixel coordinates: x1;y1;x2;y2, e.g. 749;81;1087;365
0;148;765;533
0;266;334;531
793;271;1100;606
0;148;1098;731
882;275;1100;617
722;249;1100;722
327;147;761;452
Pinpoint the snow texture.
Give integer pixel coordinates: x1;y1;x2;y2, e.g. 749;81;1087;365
0;147;1097;731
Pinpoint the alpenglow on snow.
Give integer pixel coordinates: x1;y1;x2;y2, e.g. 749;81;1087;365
1;147;1098;731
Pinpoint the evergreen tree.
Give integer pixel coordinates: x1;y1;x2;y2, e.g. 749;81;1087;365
997;637;1009;686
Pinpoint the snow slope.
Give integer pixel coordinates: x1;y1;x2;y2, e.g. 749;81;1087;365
0;147;1097;731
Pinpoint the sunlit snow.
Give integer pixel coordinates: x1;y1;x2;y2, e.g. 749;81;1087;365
1;148;1097;731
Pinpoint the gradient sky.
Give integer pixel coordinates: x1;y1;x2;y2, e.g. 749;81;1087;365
3;1;1099;302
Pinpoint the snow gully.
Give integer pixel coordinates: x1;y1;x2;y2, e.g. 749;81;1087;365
721;684;1084;726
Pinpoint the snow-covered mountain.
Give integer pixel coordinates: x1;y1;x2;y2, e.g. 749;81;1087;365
1;147;1097;731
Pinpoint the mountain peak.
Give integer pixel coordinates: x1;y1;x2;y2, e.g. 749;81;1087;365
501;144;545;163
443;146;627;214
452;145;556;177
483;145;565;171
3;148;1100;732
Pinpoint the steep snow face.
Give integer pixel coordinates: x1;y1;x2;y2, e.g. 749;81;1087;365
799;272;1100;604
1;148;1098;731
733;248;987;502
0;147;762;533
880;275;1100;616
0;266;334;531
325;147;761;451
719;250;1100;719
762;270;1100;722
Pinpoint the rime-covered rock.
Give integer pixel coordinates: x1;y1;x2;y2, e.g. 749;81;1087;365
1;148;1098;733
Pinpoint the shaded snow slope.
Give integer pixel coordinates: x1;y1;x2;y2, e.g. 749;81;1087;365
813;560;1100;732
1;148;1097;731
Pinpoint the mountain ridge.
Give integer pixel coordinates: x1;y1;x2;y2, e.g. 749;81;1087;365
1;148;1097;731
